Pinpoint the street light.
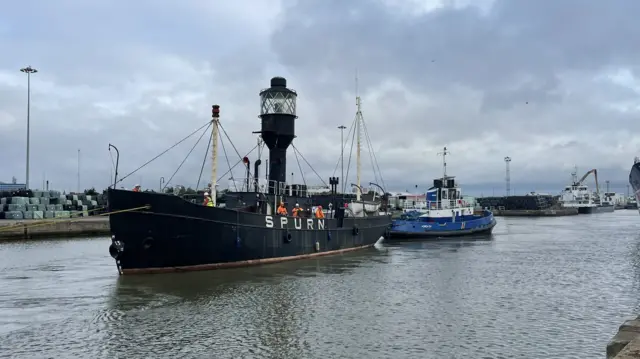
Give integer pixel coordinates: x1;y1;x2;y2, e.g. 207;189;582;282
160;176;165;192
338;125;346;193
20;65;38;189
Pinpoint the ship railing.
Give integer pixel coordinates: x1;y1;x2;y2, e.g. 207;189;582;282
227;178;307;196
227;178;277;194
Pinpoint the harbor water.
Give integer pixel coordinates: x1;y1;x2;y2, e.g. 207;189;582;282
1;211;640;358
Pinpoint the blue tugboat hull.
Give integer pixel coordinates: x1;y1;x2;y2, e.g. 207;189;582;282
388;210;496;239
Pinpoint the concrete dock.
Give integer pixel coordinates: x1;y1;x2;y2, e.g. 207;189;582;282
492;208;579;217
0;216;110;240
608;317;640;358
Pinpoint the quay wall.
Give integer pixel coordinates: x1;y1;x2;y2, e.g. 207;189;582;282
0;217;109;240
608;317;640;358
492;208;578;217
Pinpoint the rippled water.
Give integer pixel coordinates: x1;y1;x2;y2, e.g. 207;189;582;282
1;211;640;358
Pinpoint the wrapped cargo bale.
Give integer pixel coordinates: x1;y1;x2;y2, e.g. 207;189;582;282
25;204;39;211
71;195;78;201
78;194;87;201
40;197;50;205
31;191;43;198
9;197;28;205
81;211;89;217
49;190;61;198
46;204;56;211
90;200;98;206
3;211;23;219
41;191;50;198
63;204;73;211
54;211;71;218
0;198;6;205
22;211;34;219
29;197;41;205
85;195;93;201
7;204;25;212
74;200;83;206
54;204;63;211
65;200;72;206
44;211;55;218
37;204;45;211
32;211;44;219
76;205;88;212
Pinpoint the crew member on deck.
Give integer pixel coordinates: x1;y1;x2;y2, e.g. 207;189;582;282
292;203;302;217
277;202;288;216
132;184;141;192
203;192;214;207
315;205;325;219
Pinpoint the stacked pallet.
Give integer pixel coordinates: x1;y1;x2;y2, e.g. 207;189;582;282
476;195;560;211
0;189;108;220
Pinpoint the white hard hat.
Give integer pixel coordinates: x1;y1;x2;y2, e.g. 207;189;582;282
295;203;299;206
204;192;209;196
135;184;140;187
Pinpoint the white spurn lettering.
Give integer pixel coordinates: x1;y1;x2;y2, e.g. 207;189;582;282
264;216;326;230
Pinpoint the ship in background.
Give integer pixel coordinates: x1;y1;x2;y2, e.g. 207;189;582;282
107;77;391;275
558;167;614;214
629;157;640;214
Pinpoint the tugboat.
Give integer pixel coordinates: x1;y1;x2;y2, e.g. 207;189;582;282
106;77;391;275
629;157;640;214
388;148;497;239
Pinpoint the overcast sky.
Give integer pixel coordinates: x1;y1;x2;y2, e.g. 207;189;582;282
1;0;639;194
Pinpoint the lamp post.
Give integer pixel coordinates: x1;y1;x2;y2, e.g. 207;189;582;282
160;177;165;192
338;125;346;193
20;65;38;189
108;143;120;188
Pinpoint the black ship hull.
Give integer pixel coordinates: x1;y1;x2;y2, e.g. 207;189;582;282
577;205;615;214
107;189;391;275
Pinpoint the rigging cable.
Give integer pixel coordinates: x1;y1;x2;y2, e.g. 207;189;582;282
117;120;212;184
195;129;214;191
218;123;245;163
343;114;359;193
215;144;260;183
291;144;328;187
163;122;212;190
362;119;387;192
292;143;307;186
219;130;239;191
332;122;356;177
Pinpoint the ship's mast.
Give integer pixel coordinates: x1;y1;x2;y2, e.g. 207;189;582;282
438;146;449;181
211;105;220;206
355;72;362;201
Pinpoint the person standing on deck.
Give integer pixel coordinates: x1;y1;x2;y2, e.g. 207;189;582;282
292;203;302;217
203;192;214;207
132;184;141;192
315;205;325;219
277;202;288;216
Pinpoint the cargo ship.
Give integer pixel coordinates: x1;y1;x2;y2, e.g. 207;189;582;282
106;77;391;275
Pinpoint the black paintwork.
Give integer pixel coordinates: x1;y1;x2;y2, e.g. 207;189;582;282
107;189;391;272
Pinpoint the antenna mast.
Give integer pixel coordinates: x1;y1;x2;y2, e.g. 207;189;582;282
438;147;450;181
355;70;362;201
211;105;220;206
504;156;512;196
